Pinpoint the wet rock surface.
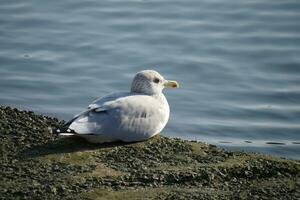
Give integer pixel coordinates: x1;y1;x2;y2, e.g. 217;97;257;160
0;106;299;199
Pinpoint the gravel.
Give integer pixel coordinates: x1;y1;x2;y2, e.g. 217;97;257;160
0;106;299;200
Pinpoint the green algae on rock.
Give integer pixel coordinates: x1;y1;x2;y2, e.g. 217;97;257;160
0;106;299;199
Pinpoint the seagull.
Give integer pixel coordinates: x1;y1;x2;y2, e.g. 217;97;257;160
53;70;179;143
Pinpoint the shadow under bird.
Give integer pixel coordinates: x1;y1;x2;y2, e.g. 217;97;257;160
53;70;179;143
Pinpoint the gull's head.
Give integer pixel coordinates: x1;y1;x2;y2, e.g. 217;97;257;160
131;70;179;95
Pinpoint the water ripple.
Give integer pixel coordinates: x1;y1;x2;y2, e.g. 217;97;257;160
0;0;300;159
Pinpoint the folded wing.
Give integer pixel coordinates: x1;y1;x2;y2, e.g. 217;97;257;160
62;93;167;142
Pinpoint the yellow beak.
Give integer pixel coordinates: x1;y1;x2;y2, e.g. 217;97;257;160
164;80;179;88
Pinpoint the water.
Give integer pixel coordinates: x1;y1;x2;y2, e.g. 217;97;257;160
1;0;300;159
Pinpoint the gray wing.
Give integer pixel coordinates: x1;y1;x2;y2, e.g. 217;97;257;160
68;93;169;142
87;92;130;109
65;92;130;134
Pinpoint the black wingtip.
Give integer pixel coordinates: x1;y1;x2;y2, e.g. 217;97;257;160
49;126;74;134
49;127;61;135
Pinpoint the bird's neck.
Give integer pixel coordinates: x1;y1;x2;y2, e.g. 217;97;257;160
153;93;168;106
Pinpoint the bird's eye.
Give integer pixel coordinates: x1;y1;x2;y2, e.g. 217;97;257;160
153;78;160;83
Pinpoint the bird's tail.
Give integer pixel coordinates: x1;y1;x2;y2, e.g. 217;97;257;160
49;126;77;136
49;114;82;136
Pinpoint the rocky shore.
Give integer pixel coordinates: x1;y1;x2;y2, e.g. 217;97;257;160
0;106;299;199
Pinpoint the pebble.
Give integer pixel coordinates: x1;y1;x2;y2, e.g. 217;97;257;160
0;106;299;200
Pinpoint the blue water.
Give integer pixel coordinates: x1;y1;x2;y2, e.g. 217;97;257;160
0;0;300;159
